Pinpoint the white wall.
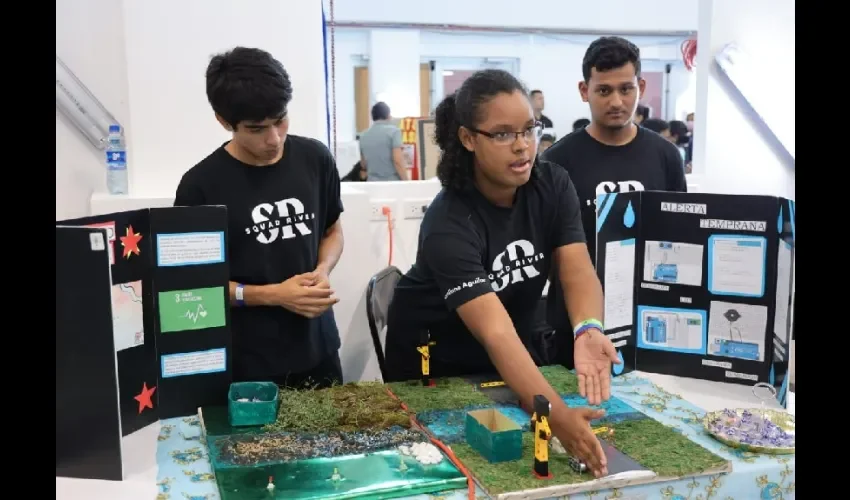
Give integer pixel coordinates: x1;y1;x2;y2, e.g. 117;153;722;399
56;0;131;220
57;0;329;219
324;0;698;33
353;180;443;274
368;30;422;119
330;29;697;143
690;0;794;197
123;0;328;197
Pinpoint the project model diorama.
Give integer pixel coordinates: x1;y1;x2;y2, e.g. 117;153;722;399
595;190;795;405
189;366;730;500
56;206;233;481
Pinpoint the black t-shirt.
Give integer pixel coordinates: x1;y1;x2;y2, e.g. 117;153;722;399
384;161;585;381
541;126;686;358
173;135;344;379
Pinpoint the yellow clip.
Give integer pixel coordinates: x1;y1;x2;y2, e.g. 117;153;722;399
480;381;506;388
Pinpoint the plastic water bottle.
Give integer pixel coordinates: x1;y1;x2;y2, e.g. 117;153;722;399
106;124;128;194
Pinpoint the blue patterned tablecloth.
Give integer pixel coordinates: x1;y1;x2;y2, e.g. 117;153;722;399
155;374;794;500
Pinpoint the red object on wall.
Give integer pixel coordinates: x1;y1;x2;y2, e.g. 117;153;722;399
682;38;697;71
399;117;421;180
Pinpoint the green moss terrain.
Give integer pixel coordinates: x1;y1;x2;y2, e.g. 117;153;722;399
606;418;727;477
387;365;579;414
539;365;580;394
451;418;727;494
264;382;410;433
451;432;588;493
387;378;493;413
389;368;727;494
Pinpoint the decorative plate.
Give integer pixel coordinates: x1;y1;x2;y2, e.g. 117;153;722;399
703;408;795;454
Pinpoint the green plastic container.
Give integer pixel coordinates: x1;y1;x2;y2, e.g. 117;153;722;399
465;409;522;463
228;381;279;427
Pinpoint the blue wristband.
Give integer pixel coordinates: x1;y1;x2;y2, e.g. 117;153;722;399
574;319;603;339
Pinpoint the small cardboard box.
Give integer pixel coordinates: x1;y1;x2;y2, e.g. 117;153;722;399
228;382;279;427
465;409;522;463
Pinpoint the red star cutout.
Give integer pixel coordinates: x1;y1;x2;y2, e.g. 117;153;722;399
134;382;157;414
120;225;143;258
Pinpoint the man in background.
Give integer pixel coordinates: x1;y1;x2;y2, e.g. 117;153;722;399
668;120;689;147
538;134;556;155
641;117;671;139
360;102;408;181
572;118;591;131
634;104;649;125
668;120;690;171
542;36;686;369
530;90;554;128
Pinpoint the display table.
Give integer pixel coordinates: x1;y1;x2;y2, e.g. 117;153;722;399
55;372;795;500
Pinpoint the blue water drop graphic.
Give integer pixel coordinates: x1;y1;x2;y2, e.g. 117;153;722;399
776;206;783;234
612;350;625;376
623;201;636;228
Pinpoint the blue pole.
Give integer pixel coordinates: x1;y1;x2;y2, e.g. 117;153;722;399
321;6;332;148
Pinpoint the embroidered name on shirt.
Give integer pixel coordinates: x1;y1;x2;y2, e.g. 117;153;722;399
245;198;316;244
444;276;488;300
490;239;545;292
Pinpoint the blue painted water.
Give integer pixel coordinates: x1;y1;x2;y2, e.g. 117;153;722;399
613;350;625;375
623;201;636;228
418;396;647;444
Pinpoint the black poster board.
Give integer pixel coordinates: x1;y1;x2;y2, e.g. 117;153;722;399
149;207;232;417
58;209;159;436
56;226;123;481
58;206;233;430
596;191;795;403
593;192;641;377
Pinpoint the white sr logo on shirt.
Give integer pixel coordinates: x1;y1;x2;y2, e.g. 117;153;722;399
489;239;545;292
586;180;646;206
245;197;316;244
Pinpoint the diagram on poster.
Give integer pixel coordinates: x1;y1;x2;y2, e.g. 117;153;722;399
636;306;706;354
707;235;766;297
773;240;793;342
158;286;227;333
707;301;768;361
604;239;636;330
111;280;144;351
642;241;704;287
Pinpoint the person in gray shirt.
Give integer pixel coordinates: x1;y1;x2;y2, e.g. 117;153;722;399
359;102;408;181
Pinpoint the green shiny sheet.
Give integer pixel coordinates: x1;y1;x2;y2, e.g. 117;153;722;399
214;449;467;500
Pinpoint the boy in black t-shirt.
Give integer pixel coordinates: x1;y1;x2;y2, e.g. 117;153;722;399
384;69;619;479
174;47;345;388
542;37;687;368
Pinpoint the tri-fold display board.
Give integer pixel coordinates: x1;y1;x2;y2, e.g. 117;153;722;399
56;206;232;480
596;191;795;405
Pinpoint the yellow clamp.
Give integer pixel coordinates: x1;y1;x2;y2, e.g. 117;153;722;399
479;381;506;388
